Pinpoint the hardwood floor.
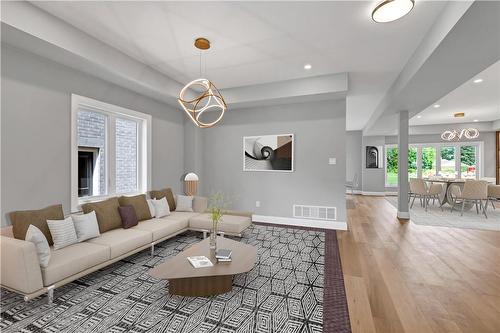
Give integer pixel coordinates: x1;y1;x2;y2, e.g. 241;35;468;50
339;195;500;333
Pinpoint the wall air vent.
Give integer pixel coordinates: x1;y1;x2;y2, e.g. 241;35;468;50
293;205;337;221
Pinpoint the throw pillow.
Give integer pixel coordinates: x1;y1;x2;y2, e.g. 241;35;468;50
81;197;122;233
72;211;100;242
146;199;156;218
25;225;51;268
118;205;138;229
118;194;152;221
47;217;78;250
10;204;64;245
152;197;170;218
175;195;194;212
149;188;176;211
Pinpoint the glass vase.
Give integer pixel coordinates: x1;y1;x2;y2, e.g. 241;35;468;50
209;219;218;251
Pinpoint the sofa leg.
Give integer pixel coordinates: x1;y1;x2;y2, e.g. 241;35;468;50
47;286;54;305
150;244;155;257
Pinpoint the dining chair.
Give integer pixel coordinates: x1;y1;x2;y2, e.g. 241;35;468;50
486;184;500;210
410;179;433;211
346;173;359;195
450;180;488;218
427;183;443;211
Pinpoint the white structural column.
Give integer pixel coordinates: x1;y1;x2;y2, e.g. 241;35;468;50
397;111;410;219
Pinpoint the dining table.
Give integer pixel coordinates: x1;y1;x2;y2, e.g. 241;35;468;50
422;178;471;210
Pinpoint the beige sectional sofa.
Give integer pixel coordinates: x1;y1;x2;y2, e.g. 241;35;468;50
0;196;251;304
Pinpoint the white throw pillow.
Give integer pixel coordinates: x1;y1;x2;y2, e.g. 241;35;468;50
175;195;194;212
47;217;78;250
146;199;156;218
72;211;100;242
152;197;170;218
25;225;51;268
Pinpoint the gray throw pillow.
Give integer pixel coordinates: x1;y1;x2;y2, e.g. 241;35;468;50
175;195;194;212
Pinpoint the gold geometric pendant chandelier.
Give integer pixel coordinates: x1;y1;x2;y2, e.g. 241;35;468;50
178;38;227;128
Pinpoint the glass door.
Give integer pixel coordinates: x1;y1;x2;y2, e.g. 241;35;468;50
422;147;437;178
460;146;477;179
439;146;457;178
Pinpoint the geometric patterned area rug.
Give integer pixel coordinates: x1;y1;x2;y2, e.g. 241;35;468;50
0;224;351;333
385;196;500;231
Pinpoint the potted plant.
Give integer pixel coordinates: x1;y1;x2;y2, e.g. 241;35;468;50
208;192;229;250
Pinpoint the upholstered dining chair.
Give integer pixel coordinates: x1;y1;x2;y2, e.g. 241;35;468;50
427;183;443;211
486;184;500;210
450;180;488;218
346;173;359;195
409;178;440;212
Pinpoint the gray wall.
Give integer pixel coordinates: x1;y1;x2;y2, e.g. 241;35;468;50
361;136;387;192
1;44;184;225
346;130;362;190
198;99;347;222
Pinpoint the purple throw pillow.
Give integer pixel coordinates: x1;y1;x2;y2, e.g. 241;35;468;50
118;205;138;229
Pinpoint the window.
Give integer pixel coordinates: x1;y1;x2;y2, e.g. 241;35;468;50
421;147;437;178
460;146;477;179
386;146;398;187
71;95;151;212
384;142;483;187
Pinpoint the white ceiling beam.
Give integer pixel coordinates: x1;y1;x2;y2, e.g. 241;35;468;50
363;0;478;134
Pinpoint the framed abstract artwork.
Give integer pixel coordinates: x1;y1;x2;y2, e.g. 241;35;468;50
243;134;294;172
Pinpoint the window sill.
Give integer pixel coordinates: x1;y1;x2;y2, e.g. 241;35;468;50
73;191;145;213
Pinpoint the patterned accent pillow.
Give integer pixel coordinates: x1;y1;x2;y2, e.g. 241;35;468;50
47;217;78;250
25;225;51;267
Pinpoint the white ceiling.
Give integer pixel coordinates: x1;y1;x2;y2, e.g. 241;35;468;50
30;1;447;130
411;60;500;126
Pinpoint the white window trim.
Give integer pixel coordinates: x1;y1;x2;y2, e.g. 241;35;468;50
384;141;484;187
71;94;151;212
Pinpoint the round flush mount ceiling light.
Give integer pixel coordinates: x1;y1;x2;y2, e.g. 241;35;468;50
433;104;440;108
454;112;465;118
304;64;312;70
473;78;483;83
372;0;415;23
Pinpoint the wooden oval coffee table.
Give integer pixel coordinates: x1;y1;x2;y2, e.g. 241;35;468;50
149;236;257;297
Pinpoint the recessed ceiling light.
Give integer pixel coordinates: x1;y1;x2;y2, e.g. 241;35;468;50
473;119;479;122
433;104;440;108
473;78;483;83
372;0;415;23
417;115;422;119
304;64;312;70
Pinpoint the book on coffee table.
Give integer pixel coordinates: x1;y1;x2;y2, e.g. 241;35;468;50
187;256;213;268
215;249;232;259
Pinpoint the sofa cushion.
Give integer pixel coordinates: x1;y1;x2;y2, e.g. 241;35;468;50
164;212;200;224
41;242;109;286
81;197;122;233
10;204;64;245
132;218;188;241
149;188;176;211
118;194;151;221
86;228;151;258
189;213;251;235
118;205;139;229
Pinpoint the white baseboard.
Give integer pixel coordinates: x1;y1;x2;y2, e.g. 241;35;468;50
397;211;410;219
360;191;397;196
252;214;348;231
345;189;362;194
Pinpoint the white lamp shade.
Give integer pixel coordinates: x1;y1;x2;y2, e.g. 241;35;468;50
184;172;199;181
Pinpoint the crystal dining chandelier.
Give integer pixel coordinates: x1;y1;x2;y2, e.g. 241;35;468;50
178;38;227;128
